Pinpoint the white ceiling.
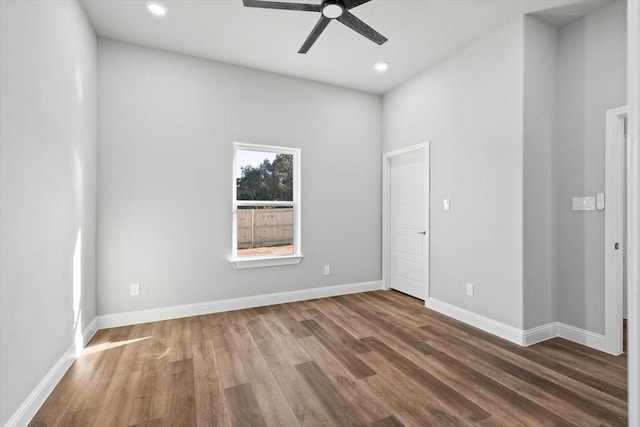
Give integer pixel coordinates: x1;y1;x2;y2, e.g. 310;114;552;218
81;0;609;94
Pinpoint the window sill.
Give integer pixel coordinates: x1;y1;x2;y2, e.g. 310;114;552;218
230;254;304;269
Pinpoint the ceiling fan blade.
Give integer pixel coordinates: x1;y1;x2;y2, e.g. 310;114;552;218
337;11;387;45
298;15;331;54
243;0;322;12
342;0;371;10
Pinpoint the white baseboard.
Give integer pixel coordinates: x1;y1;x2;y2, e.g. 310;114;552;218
556;322;607;352
425;297;526;345
523;323;557;346
525;322;606;350
6;283;607;427
82;317;99;346
3;319;97;427
97;280;383;330
4;281;382;427
425;297;608;352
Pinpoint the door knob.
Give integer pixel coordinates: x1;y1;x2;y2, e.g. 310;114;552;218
418;231;426;235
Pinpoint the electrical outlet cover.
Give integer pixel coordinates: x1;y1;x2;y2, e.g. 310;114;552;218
466;283;474;296
130;283;140;296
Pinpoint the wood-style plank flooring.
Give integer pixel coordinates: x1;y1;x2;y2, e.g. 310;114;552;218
30;291;628;426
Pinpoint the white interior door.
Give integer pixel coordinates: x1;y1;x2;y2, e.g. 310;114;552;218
389;147;429;300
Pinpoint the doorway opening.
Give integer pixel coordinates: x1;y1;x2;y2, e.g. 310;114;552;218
604;105;628;355
382;142;430;300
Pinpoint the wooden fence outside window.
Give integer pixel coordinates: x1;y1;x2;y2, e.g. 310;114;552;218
237;208;294;249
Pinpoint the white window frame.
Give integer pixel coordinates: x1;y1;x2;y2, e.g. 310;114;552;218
230;142;303;269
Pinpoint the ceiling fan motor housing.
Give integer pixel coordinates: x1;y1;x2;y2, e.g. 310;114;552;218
242;0;387;53
322;0;344;19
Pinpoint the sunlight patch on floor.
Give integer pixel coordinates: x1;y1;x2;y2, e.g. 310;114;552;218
81;337;151;356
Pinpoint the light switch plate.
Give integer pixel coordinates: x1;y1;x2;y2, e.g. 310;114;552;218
572;196;596;211
443;199;450;211
596;193;605;210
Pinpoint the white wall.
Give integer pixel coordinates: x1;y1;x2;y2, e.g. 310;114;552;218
383;20;525;328
97;39;382;316
0;1;97;424
383;1;627;335
556;0;627;334
522;16;558;329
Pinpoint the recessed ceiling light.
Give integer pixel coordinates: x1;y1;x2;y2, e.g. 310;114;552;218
374;62;389;72
145;1;168;17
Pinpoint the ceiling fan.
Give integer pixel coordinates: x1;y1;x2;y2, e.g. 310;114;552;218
242;0;388;54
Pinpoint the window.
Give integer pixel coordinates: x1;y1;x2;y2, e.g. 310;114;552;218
230;142;302;269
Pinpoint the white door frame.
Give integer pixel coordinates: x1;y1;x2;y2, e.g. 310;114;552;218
627;2;639;424
382;142;430;297
604;106;627;355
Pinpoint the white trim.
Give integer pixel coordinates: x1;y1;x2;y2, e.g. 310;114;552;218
231;142;302;267
523;323;557;346
627;2;640;424
383;143;429;159
525;323;606;350
382;142;430;299
96;281;383;329
425;297;525;345
604;106;628;355
232;142;298;154
236;200;293;207
3;348;75;427
3;320;98;427
556;322;607;353
3;282;382;426
82;317;99;346
230;254;303;269
425;298;608;351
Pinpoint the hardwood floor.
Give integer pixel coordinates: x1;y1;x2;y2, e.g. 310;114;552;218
29;291;627;426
